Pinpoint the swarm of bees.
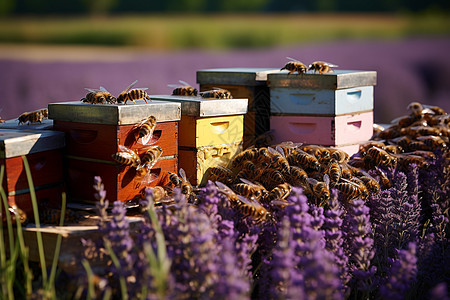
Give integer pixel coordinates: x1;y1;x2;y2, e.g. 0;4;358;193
281;57;339;74
17;108;48;125
81;80;151;105
169;80;198;96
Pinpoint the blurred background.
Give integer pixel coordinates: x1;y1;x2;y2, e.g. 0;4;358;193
0;0;449;123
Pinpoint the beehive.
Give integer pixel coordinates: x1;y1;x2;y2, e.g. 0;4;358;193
197;68;279;148
268;70;377;155
0;129;65;221
151;95;248;185
48;100;181;203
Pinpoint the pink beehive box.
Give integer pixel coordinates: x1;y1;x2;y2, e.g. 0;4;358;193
270;111;373;146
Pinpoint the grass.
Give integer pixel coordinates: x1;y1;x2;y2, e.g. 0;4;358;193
0;13;449;50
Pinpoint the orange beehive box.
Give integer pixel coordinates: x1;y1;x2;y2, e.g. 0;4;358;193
48;100;181;203
0;129;65;221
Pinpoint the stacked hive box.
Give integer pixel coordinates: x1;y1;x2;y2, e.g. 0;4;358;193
268;70;377;155
0;129;65;221
151;95;248;186
48;100;181;203
197;68;279;149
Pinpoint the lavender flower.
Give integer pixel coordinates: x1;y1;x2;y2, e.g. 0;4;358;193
379;242;418;300
323;189;349;285
343;199;376;296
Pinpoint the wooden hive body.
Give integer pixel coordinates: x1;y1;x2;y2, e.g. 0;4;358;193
0;129;65;220
197;68;278;148
48;100;180;203
151;95;248;185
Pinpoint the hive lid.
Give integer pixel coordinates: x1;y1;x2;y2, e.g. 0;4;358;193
268;70;377;90
48;100;181;125
0;129;65;158
197;68;281;86
150;95;248;117
0;118;53;130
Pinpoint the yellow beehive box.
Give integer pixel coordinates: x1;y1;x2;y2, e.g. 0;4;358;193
178;142;242;186
151;95;247;148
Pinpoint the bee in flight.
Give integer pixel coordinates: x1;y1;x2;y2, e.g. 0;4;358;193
117;80;151;104
133;115;157;145
281;57;308;74
199;88;232;99
169;80;198;96
17;108;48;125
308;61;339;74
81;86;117;104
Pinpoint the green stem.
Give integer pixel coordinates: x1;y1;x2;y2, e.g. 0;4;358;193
104;240;128;300
22;156;48;285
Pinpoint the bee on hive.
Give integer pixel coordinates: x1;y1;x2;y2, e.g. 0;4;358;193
169;80;198;96
134;115;157;145
117;80;151;104
112;145;141;167
81;86;117;104
136;146;163;175
308;61;339;74
199;88;232;99
17;108;48;125
281;57;308;74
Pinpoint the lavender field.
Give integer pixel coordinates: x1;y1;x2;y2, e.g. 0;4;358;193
1;37;449;123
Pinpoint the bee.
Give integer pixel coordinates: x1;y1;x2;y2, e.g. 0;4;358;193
81;86;117;104
390;136;428;152
200;88;232;99
136;146;163;177
307;174;330;206
394;153;429;169
294;149;321;171
117;80;151;104
407;102;435;117
402;126;442;138
268;146;290;175
373;123;386;135
329;148;349;164
167;172;182;186
357;171;380;195
374;125;401;140
335;178;363;202
327;159;342;187
308;61;338;74
407;150;436;160
288;166;308;185
375;167;391;189
17;108;48;125
384;144;403;155
0;109;4;123
231;148;258;168
265;183;291;203
281;57;308;74
133;115;157;145
216;182;273;224
179;168;193;200
366;146;397;168
169;80;198;96
416;135;448;150
233;178;268;200
301;144;330;165
260;168;285;190
208;165;234;185
112;145;141;167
